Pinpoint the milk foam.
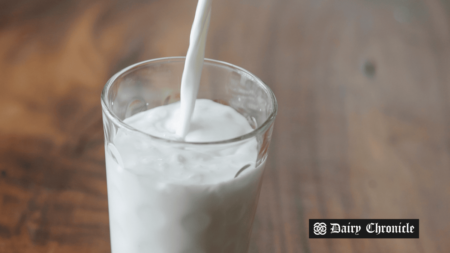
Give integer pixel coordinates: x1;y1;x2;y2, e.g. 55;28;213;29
127;99;252;143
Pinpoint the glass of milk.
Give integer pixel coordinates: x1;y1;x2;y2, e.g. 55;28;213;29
101;57;277;253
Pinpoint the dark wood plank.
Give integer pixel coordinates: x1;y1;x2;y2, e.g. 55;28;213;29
0;0;449;252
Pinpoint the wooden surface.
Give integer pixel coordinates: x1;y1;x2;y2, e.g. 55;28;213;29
1;0;450;252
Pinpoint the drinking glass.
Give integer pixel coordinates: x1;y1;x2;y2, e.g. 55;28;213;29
101;57;277;253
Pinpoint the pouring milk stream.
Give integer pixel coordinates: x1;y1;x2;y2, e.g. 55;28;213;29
105;1;268;252
177;0;212;138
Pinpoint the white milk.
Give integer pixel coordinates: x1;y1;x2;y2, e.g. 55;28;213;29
106;100;265;253
177;0;212;138
107;0;265;252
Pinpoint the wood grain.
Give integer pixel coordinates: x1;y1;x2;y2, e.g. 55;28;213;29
1;0;449;252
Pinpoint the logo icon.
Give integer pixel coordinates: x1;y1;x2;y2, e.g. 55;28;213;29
313;222;327;235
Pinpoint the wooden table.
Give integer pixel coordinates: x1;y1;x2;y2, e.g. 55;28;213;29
1;0;449;252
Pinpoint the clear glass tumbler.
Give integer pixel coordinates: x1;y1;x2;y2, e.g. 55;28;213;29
101;57;277;253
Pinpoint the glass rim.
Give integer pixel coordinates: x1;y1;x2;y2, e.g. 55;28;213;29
101;56;278;145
